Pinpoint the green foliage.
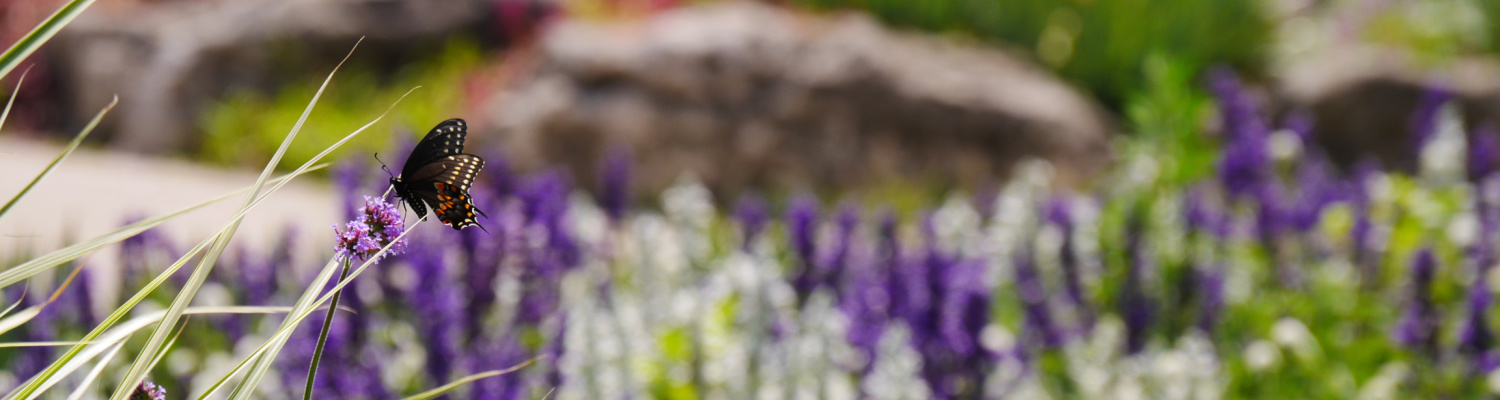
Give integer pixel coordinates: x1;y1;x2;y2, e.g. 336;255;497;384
794;0;1272;107
199;39;487;172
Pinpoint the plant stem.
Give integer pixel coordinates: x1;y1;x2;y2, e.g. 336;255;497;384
304;258;352;400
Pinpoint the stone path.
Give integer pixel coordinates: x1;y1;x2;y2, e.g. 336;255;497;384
0;134;340;303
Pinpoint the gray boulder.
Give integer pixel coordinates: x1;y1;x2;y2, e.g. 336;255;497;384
484;1;1113;197
49;0;493;153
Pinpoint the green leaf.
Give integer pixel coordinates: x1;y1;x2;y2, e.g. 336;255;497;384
111;37;374;400
64;340;123;400
0;0;97;81
221;86;421;398
402;357;540;400
0;95;117;220
3;165;323;400
0;67;30;134
214;220;422;400
12;306;292;400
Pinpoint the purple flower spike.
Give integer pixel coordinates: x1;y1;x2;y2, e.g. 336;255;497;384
129;381;166;400
1014;250;1062;348
334;196;407;262
1471;125;1500;182
1411;84;1453;150
734;192;770;250
1460;278;1493;356
1393;248;1440;355
597;147;633;223
787;195;821;301
1121;214;1156;354
1198;267;1225;333
1048;197;1092;329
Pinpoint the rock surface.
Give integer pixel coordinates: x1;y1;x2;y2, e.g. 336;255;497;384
1275;46;1500;172
483;1;1113;197
48;0;497;153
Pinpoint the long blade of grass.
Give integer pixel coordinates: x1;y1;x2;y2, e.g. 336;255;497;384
5;164;325;400
111;37;369;400
0;300;42;336
0;341;98;348
402;357;541;400
21;306;292;400
0;164;322;289
0;0;97;81
0;261;85;335
221;86;421;398
0;286;26;320
215;257;343;399
213;220;421;400
0;95;117;220
64;340;123;400
0;67;31;134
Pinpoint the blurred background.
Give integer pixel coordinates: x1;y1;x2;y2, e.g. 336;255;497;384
5;0;1500;398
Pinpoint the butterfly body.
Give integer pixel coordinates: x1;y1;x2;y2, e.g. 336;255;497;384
390;118;487;230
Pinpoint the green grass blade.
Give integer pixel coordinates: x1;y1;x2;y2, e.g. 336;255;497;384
0;0;96;81
402;357;540;400
0;302;42;336
218;220;421;400
0;164;322;289
5;164;324;400
0;286;26;320
211;257;343;399
0;95;117;220
21;306;292;400
65;341;124;400
0;341;98;348
0;67;31;134
111;37;368;400
220;85;420;398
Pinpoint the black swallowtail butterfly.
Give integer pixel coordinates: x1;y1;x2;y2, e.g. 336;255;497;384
389;118;488;230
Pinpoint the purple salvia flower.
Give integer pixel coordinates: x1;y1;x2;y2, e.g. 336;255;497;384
68;269;96;327
1210;68;1273;199
1283;111;1315;146
482;149;516;200
1197;267;1225;333
1208;67;1270;144
1290;158;1343;232
1048;197;1092;328
1411;84;1453;151
734;192;770;251
129;381;166;400
519;171;580;269
1460;277;1493;357
406;234;461;384
1471;125;1500;182
597;147;633;223
787;195;821;301
1121;214;1156;354
333;196;407;262
819;202;860;298
839;241;887;376
1217;134;1271;200
1254;183;1285;248
1013;249;1062;349
462;212;505;344
1393;248;1440;355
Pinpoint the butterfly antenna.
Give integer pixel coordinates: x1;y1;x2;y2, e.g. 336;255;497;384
374;153;394;178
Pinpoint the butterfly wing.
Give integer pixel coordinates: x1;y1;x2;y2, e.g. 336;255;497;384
406;154;487;230
400;118;468;179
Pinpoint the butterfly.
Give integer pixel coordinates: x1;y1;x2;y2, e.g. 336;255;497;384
388;118;488;231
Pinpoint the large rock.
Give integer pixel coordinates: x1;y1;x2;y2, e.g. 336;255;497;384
484;1;1112;197
1275;46;1500;172
48;0;499;153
